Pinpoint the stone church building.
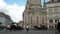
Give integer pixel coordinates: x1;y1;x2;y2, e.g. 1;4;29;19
23;0;60;29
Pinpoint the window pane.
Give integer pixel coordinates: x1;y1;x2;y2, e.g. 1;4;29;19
49;20;53;23
48;9;53;12
54;8;58;12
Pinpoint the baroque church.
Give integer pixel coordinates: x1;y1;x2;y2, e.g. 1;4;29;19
23;0;60;29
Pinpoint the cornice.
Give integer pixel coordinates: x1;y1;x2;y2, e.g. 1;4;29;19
46;6;60;8
46;2;60;4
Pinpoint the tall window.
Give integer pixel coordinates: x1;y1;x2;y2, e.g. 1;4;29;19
37;17;38;23
49;20;53;23
31;17;32;24
55;19;59;23
48;14;54;18
42;19;44;24
48;9;53;12
54;8;58;12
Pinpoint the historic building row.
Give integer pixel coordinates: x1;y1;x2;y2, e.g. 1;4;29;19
23;0;60;29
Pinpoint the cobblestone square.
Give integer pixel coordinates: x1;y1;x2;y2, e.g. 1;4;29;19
0;30;60;34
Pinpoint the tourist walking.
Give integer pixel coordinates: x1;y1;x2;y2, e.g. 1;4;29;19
26;25;30;32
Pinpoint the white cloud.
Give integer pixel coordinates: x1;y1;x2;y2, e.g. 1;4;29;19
0;0;7;9
0;0;25;22
6;4;25;22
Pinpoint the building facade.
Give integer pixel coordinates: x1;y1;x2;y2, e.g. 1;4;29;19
23;0;47;27
0;12;12;26
46;0;60;29
18;21;24;27
23;0;60;29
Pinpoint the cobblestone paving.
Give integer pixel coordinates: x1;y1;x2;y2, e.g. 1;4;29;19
0;30;60;34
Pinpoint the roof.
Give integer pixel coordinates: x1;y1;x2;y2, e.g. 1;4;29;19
0;12;6;17
0;12;12;21
18;21;24;24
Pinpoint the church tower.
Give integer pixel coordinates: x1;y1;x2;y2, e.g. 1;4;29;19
25;0;42;12
23;0;42;27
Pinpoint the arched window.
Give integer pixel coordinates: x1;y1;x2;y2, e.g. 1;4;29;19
49;20;53;23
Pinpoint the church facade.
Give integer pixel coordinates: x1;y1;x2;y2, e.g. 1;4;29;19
23;0;60;29
23;0;47;28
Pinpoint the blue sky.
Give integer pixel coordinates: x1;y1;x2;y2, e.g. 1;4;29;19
0;0;49;22
4;0;27;6
4;0;49;6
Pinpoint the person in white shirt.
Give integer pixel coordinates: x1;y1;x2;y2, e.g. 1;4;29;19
26;25;30;32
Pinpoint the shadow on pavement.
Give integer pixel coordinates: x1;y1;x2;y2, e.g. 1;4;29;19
55;31;60;34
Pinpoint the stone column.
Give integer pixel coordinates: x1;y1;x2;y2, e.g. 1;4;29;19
47;19;49;29
53;19;55;23
54;25;56;29
53;19;55;29
47;19;49;23
59;19;60;22
47;25;49;30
